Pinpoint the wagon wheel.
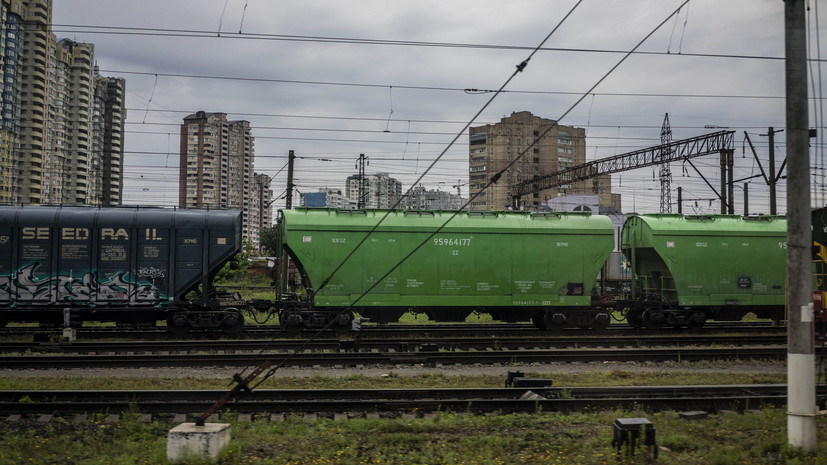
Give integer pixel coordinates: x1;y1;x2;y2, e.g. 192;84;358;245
279;310;304;334
221;308;245;335
331;310;354;334
686;312;706;331
590;312;610;331
625;309;644;329
166;312;191;335
641;310;664;330
543;311;565;333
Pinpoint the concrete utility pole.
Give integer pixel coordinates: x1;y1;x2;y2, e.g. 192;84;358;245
784;0;816;452
286;150;296;209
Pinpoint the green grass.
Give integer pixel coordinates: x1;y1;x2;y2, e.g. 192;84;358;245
1;370;823;464
0;407;824;464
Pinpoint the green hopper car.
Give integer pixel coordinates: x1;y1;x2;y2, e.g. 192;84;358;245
275;208;615;332
620;214;787;329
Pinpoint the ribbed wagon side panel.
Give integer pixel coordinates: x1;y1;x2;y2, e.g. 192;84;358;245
279;208;615;310
170;208;242;301
621;214;787;308
0;206;243;309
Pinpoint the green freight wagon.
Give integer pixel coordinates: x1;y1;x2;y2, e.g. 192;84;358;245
275;208;615;332
620;214;787;329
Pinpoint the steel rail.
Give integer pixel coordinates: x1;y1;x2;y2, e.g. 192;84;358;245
0;346;801;369
0;321;783;340
0;334;788;354
1;384;823;416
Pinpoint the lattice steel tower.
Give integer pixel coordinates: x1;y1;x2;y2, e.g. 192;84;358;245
659;113;673;213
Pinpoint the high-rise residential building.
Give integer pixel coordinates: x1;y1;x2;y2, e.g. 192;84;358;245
13;0;52;204
179;111;265;245
249;172;273;249
95;75;126;205
468;111;620;211
401;185;465;210
52;39;95;204
345;172;402;209
0;130;11;201
0;1;22;202
1;0;125;205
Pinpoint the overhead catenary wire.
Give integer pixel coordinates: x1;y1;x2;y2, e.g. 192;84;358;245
100;68;791;101
124;108;793;130
37;5;804;212
48;23;827;64
241;0;589;388
244;0;692;390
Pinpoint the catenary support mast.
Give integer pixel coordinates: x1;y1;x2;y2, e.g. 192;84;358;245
784;0;816;452
659;114;673;213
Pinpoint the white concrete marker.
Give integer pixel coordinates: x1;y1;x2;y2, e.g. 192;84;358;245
167;422;231;462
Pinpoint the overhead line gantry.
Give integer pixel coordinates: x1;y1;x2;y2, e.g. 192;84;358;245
510;130;735;210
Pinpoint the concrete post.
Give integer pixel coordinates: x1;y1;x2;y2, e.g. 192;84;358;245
784;0;816;452
167;423;231;462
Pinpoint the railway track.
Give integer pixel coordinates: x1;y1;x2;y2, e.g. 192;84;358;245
2;384;824;417
0;346;799;369
0;321;785;340
0;333;789;354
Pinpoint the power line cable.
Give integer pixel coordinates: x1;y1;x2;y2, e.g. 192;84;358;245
241;0;589;392
50;23;825;63
101;68;789;100
125;108;789;129
245;0;692;393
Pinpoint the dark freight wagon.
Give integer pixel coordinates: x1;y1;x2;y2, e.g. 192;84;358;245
275;208;616;331
0;205;247;333
620;213;787;329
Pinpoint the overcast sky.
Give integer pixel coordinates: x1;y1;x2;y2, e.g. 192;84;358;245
51;0;825;215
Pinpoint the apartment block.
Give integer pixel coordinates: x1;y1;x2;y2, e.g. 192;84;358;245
249;172;273;249
0;2;21;202
95;76;126;205
179;111;266;246
401;185;465;210
468;111;619;211
1;0;125;205
345;172;402;209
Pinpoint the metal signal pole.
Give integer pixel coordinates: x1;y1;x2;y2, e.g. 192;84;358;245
784;0;816;452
